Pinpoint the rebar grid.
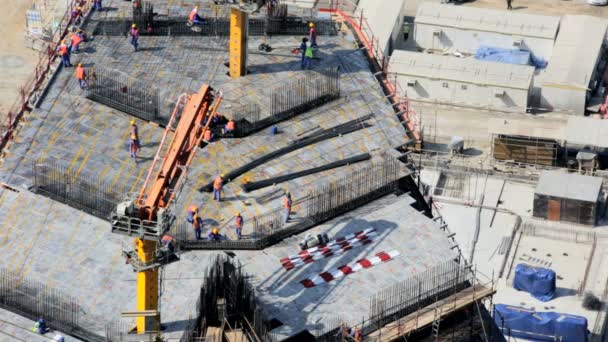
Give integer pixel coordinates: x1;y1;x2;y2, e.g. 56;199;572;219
314;261;473;341
31;159;123;220
179;255;276;342
85;67;161;124
0;269;105;342
93;17;336;37
180;158;403;250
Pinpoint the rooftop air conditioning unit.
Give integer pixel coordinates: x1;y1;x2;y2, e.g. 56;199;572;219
513;39;523;47
432;29;442;37
494;90;506;97
407;80;417;87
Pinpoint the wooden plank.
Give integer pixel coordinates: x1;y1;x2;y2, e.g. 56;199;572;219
205;327;222;342
225;329;247;342
365;286;495;342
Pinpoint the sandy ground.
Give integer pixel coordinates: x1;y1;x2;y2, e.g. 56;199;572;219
0;0;40;115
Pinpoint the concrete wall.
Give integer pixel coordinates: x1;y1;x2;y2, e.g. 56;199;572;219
413;23;555;62
398;74;530;112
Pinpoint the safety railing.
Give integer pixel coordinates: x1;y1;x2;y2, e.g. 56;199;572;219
318;0;422;145
1;0;93;153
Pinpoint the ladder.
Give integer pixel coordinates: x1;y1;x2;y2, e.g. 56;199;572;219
431;306;443;340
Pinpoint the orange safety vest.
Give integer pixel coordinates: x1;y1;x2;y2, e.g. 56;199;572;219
213;176;223;190
76;66;85;80
189;10;197;21
283;196;292;209
235;215;243;228
203;129;211;141
71;34;82;45
226;120;235;131
193;214;201;228
59;44;68;56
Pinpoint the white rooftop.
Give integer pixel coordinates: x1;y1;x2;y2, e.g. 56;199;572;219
542;15;608;90
390;50;534;90
414;3;560;39
566;116;608;148
356;0;405;53
535;170;602;202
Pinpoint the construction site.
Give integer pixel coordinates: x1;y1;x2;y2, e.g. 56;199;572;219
1;0;608;341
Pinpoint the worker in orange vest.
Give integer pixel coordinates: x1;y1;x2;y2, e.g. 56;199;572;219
75;63;87;89
223;118;236;135
187;205;198;223
58;40;71;67
203;128;213;143
188;5;204;26
70;31;83;53
235;212;243;239
283;191;292;223
213;174;224;202
192;211;203;240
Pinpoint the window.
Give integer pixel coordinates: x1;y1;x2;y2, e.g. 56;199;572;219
442;82;449;88
461;85;468;90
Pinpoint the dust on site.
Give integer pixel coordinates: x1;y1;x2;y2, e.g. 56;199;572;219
1;0;608;341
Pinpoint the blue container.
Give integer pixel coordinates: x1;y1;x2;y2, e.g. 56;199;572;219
271;126;278;135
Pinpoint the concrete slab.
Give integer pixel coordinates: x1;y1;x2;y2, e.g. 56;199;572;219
0;308;82;342
233;194;457;340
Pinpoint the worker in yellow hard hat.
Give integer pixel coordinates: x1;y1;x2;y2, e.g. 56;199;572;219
235;212;243;239
129;23;140;52
208;227;221;241
309;22;317;47
213;173;224;202
58;39;71;67
283;191;292;223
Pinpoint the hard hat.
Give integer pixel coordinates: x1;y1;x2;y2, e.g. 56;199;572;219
236;212;240;216
309;22;315;28
220;173;225;178
61;39;65;44
78;63;83;67
130;119;135;125
212;228;218;234
132;24;137;28
77;6;82;10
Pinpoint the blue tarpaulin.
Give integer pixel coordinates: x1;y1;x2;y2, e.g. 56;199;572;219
494;304;588;342
513;263;556;301
475;45;547;68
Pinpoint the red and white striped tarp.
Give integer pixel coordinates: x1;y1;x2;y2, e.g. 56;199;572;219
299;250;400;288
280;228;377;270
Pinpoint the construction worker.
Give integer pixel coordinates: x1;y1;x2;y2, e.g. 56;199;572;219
71;6;83;25
203;128;213;143
58;40;72;67
303;44;314;69
133;0;142;16
76;63;87;89
299;37;308;69
189;5;204;26
129;24;139;52
207;227;221;241
187;205;198;223
213;174;224;201
33;317;47;334
93;0;102;11
309;22;317;48
235;212;243;239
130;119;140;149
192;211;203;240
161;234;176;253
223;118;236;134
283;191;292;223
70;30;83;53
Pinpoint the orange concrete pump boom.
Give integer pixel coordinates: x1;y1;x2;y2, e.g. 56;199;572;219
112;84;222;334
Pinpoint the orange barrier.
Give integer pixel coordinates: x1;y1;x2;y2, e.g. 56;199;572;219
0;0;92;152
319;1;422;145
